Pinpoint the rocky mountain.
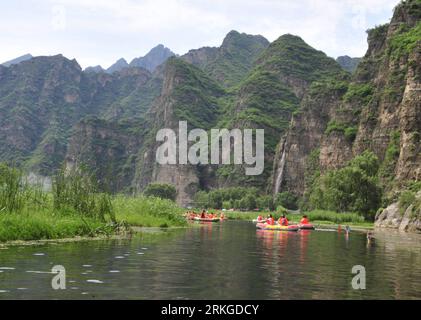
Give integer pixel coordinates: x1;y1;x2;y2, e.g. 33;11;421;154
336;55;361;73
182;30;269;87
271;0;420;227
2;54;33;67
130;44;175;72
104;45;175;75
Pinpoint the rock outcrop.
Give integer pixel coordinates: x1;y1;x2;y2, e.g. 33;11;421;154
375;191;421;232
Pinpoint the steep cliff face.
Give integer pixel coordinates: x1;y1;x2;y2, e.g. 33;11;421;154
0;55;85;170
134;58;225;206
273;0;420;204
66;117;144;192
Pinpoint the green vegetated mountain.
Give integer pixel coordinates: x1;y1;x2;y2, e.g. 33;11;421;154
0;0;419;220
0;54;161;176
273;0;420;230
181;30;270;87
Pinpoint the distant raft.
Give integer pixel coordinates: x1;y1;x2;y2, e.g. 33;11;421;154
256;223;299;232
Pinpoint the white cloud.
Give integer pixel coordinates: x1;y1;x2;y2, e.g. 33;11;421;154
0;0;400;68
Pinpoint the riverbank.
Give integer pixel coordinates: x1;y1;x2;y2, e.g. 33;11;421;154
221;209;373;228
0;196;186;243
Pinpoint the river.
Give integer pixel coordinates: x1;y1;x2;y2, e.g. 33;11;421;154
0;221;420;299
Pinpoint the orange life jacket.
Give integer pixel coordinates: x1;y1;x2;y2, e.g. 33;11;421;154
280;218;288;226
300;218;309;224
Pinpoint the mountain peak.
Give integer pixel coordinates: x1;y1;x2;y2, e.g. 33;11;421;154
84;65;105;73
2;53;33;67
106;58;129;74
221;30;269;48
129;44;175;72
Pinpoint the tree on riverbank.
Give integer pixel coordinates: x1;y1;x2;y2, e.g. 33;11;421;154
308;151;382;219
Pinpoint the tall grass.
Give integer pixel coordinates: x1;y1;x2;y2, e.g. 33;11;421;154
0;163;186;242
302;210;365;224
114;195;186;228
0;163;27;213
52;165;115;222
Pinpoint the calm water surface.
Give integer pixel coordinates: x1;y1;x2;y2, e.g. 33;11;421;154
0;221;420;299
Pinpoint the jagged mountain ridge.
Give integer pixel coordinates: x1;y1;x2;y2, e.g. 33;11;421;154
103;44;176;74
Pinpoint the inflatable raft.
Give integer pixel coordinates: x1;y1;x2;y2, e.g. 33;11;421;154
299;223;315;230
193;217;220;222
256;223;299;232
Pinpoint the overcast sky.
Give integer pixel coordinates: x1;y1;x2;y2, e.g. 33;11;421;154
0;0;399;69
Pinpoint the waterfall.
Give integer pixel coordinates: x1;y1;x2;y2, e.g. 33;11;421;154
274;142;287;195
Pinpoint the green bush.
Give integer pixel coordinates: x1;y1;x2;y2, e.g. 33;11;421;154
275;192;298;210
143;183;177;201
389;21;421;60
325;121;357;142
308;151;382;219
343;83;374;104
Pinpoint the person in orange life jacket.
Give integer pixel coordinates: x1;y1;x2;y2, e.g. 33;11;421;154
279;214;288;226
300;215;309;224
267;214;275;225
201;210;206;219
257;215;263;221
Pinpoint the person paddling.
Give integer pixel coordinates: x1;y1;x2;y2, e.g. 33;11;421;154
279;214;288;226
267;214;275;225
300;215;309;224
